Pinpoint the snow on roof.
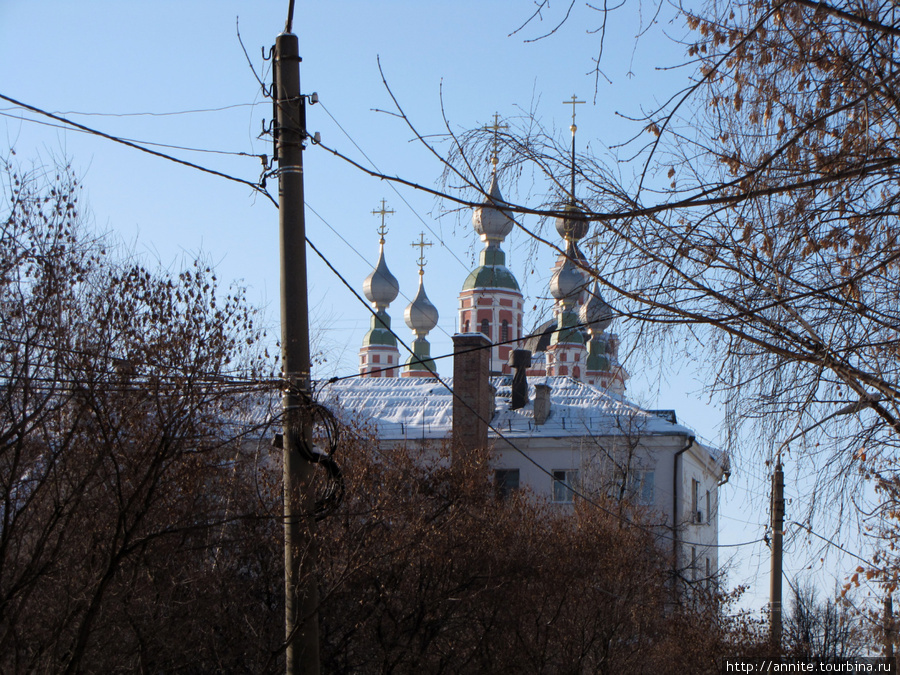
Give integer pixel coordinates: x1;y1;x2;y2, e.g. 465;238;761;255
320;375;698;442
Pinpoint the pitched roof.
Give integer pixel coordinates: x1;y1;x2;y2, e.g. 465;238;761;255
320;375;698;441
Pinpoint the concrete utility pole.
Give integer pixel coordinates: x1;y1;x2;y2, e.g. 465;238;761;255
769;458;785;649
275;24;320;675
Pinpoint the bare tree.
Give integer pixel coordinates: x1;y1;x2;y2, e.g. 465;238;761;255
786;581;865;658
0;158;284;672
313;437;766;674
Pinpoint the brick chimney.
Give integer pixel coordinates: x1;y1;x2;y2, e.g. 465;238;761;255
452;333;492;454
533;383;551;425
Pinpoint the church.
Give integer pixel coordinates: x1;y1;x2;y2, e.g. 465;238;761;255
321;134;729;586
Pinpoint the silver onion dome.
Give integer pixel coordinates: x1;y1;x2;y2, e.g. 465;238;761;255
550;255;584;304
579;281;613;334
472;172;514;246
404;275;439;337
363;243;400;309
555;202;589;242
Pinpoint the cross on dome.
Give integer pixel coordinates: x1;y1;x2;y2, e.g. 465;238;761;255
411;232;433;275
483;112;508;169
563;94;585;204
372;199;395;243
564;94;585;134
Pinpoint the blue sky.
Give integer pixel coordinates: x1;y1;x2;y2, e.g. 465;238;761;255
2;1;860;614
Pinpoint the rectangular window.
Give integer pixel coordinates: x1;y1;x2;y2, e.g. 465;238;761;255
706;490;711;523
691;479;700;522
691;547;697;581
626;470;655;505
494;469;520;499
552;469;579;503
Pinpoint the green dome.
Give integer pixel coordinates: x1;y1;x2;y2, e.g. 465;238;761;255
550;310;586;346
586;351;610;371
462;265;521;291
461;248;520;291
361;310;398;347
586;337;610;371
405;337;436;373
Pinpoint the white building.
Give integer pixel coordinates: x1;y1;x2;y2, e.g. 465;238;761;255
324;371;728;586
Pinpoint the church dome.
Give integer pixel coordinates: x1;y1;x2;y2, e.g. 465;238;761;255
579;281;613;334
550;255;584;303
555;202;589;242
472;173;514;245
363;244;399;309
405;275;439;336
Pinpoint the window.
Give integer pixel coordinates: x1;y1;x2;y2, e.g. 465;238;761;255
494;469;519;499
501;319;509;342
691;479;700;522
691;547;698;581
480;318;490;337
388;355;393;364
464;320;469;332
626;470;655;505
552;469;579;503
706;490;711;523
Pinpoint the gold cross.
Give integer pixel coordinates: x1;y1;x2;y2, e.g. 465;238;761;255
410;232;433;275
563;94;585;133
371;199;395;242
483;112;508;167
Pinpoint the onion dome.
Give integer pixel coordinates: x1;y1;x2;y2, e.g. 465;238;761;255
461;248;520;291
550;255;585;305
463;169;521;293
472;173;514;246
579;281;613;334
405;275;439;337
555;202;589;242
363;242;399;309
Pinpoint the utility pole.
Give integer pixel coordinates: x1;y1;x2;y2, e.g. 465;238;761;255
275;19;320;675
770;457;785;650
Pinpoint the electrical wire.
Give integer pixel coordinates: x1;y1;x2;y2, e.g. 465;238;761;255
0;102;263;118
788;519;885;574
317;102;471;273
0;92;274;200
0;111;262;157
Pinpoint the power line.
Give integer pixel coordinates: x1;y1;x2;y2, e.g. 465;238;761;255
0;92;274;200
317;102;472;273
0;102;263;118
0;111;263;158
789;519;884;574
